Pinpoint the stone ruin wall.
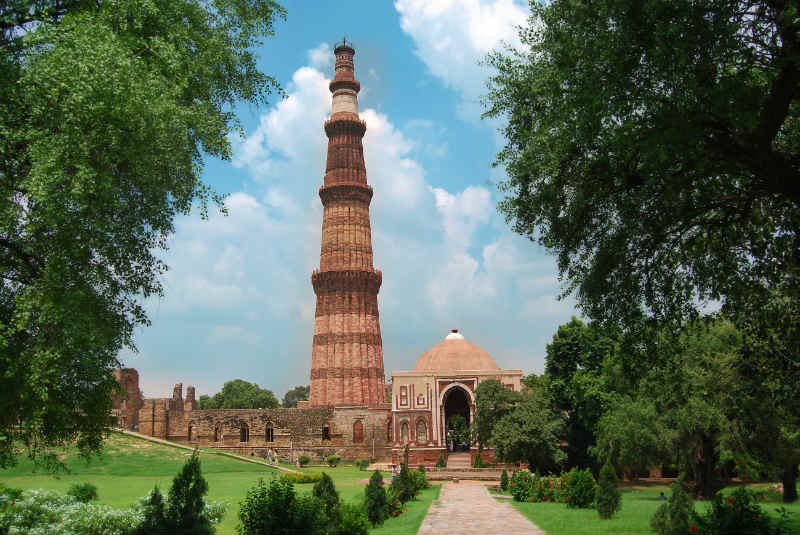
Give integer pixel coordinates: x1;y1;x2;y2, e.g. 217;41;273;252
121;376;392;461
111;368;142;430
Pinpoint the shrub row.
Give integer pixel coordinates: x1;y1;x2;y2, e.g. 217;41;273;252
510;467;596;507
237;473;369;535
279;472;322;484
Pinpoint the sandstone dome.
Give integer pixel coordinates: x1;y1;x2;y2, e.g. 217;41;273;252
412;329;500;372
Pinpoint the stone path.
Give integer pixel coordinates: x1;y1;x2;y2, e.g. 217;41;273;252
419;481;545;534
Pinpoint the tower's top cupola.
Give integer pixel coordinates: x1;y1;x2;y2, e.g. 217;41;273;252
330;37;360;106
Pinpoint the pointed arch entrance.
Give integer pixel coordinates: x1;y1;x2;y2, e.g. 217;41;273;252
442;384;472;452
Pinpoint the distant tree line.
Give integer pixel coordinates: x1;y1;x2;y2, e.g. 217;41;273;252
196;380;308;410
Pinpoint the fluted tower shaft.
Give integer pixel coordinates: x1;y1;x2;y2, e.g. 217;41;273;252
309;41;385;407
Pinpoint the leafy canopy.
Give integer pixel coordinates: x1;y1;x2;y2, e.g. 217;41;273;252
485;0;800;328
472;378;520;449
491;387;566;473
282;385;310;408
0;0;285;467
198;379;280;410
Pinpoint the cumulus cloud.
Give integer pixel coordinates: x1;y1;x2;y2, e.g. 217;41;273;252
130;41;577;398
394;0;528;121
307;42;334;72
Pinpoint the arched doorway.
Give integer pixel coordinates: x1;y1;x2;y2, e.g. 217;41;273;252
443;386;471;452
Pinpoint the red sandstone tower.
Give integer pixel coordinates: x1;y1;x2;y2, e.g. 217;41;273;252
309;40;385;407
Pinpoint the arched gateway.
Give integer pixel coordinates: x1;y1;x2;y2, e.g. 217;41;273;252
390;329;523;466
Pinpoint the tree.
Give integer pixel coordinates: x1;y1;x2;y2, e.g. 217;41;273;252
491;388;566;473
198;380;279;410
485;0;800;331
472;379;520;450
596;459;621;519
312;472;340;523
282;385;310;408
364;470;387;526
166;450;211;535
137;486;168;535
591;397;669;479
730;290;800;502
0;0;286;467
544;318;619;468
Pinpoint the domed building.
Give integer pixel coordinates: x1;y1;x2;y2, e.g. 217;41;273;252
390;329;523;466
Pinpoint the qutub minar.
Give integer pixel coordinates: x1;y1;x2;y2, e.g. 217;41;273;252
112;41;522;468
309;39;386;407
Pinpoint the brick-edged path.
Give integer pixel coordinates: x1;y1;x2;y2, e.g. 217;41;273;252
418;481;544;534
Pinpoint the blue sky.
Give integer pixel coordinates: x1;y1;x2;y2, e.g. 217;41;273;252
122;0;581;399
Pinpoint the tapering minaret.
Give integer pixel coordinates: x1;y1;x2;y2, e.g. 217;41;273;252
309;39;385;407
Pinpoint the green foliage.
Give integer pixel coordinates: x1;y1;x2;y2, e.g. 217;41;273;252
390;460;417;503
501;469;509;492
473;379;520;449
544;318;619;469
473;454;487;468
279;471;321;484
412;465;429;493
335;503;369;535
485;0;800;330
651;476;695;535
510;470;533;502
491;388;566;472
591;397;668;476
197;380;279;410
67;482;98;503
364;470;388;526
596;460;621;519
281;385;310;408
435;453;446;467
237;478;325;535
326;454;341;467
298;455;311;467
356;459;370;471
137;486;168;535
312;472;340;525
165;450;211;535
446;414;470;446
565;467;596;509
0;0;286;468
693;488;779;535
1;488;141;535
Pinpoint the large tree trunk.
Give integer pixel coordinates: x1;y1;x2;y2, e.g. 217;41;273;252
783;463;798;503
692;435;719;499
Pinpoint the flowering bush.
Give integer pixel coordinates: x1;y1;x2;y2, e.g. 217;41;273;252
0;487;227;535
0;489;142;535
510;470;534;502
692;488;785;535
386;487;404;518
564;467;596;508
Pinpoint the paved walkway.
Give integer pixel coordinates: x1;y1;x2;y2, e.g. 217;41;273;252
419;481;544;534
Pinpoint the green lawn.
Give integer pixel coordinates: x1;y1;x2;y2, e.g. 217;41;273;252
0;432;439;534
505;483;800;535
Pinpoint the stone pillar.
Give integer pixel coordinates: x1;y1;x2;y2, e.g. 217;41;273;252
184;386;197;412
309;39;385;407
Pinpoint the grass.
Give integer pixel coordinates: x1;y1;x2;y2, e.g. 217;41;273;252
371;484;442;535
0;432;440;534
505;482;800;534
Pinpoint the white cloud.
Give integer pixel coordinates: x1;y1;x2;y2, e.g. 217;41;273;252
307;42;334;72
395;0;528;121
430;185;491;251
133;42;578;398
